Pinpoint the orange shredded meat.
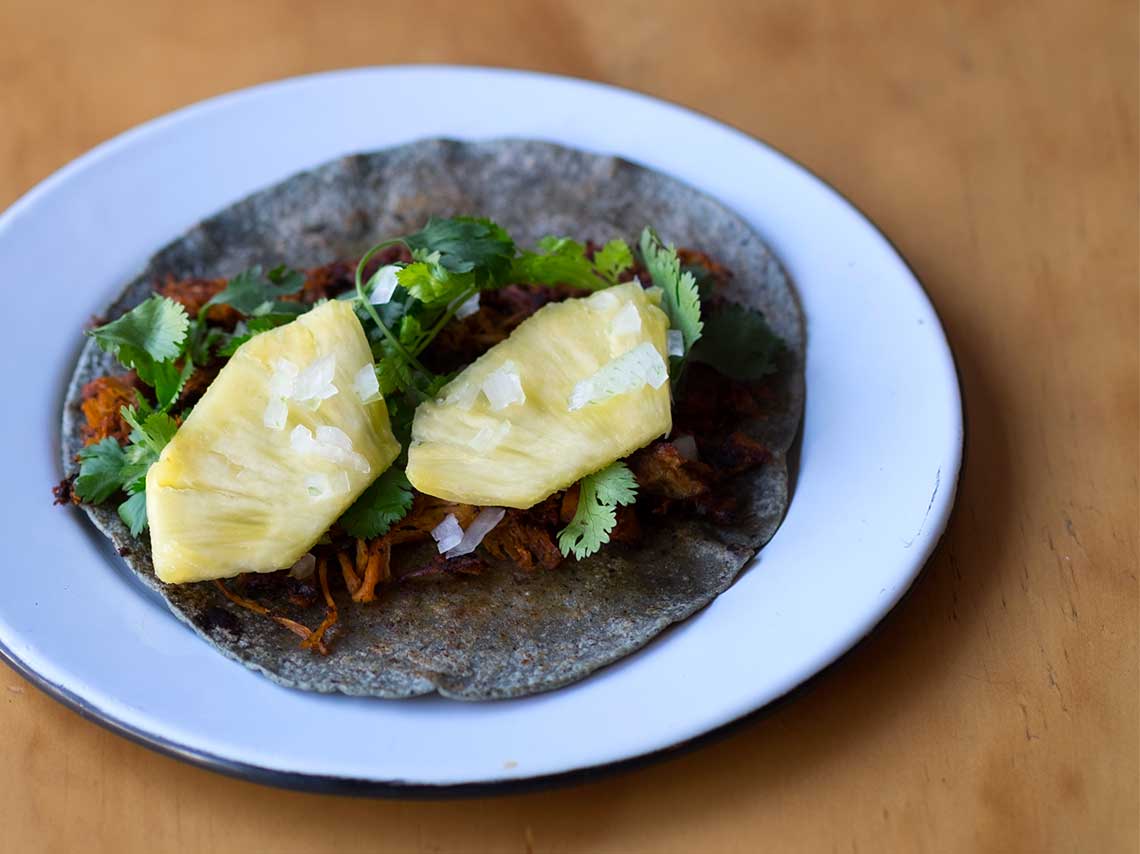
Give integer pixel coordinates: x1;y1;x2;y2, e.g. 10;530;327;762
158;276;242;327
482;512;564;572
352;538;391;603
337;552;361;595
384;495;479;545
79;375;138;445
213;579;327;653
301;559;338;653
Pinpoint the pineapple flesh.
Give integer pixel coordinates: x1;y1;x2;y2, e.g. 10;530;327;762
407;282;671;508
146;300;400;583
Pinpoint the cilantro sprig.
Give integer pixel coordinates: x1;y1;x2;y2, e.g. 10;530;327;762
639;227;703;354
89;296;193;411
510;237;633;291
339;467;415;539
557;462;640;560
73;215;784;564
74;404;177;534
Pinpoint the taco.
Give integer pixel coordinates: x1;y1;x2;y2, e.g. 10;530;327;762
57;139;804;699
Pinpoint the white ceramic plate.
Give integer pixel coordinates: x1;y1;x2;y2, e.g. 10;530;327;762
0;67;962;793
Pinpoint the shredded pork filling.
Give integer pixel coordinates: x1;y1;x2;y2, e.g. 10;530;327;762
70;247;779;654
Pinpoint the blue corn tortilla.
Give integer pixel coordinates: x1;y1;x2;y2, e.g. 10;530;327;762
60;139;805;699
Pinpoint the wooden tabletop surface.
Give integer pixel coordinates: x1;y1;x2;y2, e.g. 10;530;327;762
2;1;1136;851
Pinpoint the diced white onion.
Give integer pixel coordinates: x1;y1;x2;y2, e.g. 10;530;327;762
568;342;668;411
467;421;511;453
288;553;316;579
369;265;401;305
316;425;351;449
455;291;481;319
442;381;479;411
612;302;642;335
290;425;371;473
431;513;464;553
353;364;380;403
587;289;621;311
262;396;288;431
667;329;685;357
269;358;299;397
482;360;526;411
445;507;506;557
264;359;299;430
292;354;338;406
673;434;699;461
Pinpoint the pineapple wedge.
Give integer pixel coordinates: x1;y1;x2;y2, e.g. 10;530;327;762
146;300;400;583
407;282;671;508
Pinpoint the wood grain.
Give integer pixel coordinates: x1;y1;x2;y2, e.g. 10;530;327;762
1;1;1136;851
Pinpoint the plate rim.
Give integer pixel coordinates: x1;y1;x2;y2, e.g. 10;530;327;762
0;64;963;795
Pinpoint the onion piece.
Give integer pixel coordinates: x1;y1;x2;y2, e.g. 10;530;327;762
587;289;621;311
568;342;668;411
353;364;380;403
468;421;511;453
292;354;338;406
290;425;370;473
455;291;481;319
431;513;464;553
612;302;642;335
482;360;526;411
667;329;685;357
369;265;401;305
446;508;506;557
263;396;288;431
442;381;479;410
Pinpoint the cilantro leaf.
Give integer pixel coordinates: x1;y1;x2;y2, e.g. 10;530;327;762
690;302;785;381
122;408;178;458
185;320;228;365
216;313;297;357
682;261;720;298
397;255;475;306
557;462;639;560
73;409;178;524
592;240;635;284
338;467;414;539
204;265;305;316
117;409;178;498
404;217;515;281
117;491;148;537
74;439;129;503
375;355;414;396
89;297;193;411
591;462;638;505
141;358;194;411
398;314;423;350
509;236;632;290
639;227;703;353
90;296;190;365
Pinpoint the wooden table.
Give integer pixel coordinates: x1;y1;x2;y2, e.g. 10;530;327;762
2;1;1136;851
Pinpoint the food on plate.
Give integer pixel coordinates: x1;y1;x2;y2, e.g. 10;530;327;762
147;300;400;583
406;281;672;508
57;140;804;699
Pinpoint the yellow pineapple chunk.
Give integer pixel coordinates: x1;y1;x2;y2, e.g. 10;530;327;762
407;282;671;508
146;300;399;583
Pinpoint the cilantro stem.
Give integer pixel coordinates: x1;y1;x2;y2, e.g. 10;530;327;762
354;241;431;376
413;284;479;357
